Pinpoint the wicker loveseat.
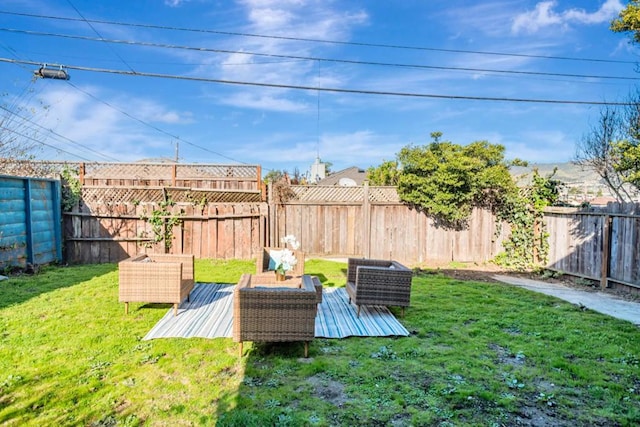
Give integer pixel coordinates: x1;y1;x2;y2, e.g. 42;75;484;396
256;247;305;277
346;258;413;317
233;273;317;357
118;253;194;316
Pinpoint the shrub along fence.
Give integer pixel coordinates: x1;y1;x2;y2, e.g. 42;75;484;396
0;175;62;269
270;183;509;265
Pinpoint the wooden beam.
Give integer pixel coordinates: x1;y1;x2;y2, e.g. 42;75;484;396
601;215;611;289
363;181;371;258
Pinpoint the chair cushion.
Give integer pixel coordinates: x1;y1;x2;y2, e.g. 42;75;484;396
267;250;283;271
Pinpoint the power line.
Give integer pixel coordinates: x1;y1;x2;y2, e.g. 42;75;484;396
2;34;242;164
1;125;94;161
2;28;638;82
65;81;247;164
0;56;636;106
0;38;121;162
0;104;121;161
64;0;137;74
1;33;123;162
0;9;636;65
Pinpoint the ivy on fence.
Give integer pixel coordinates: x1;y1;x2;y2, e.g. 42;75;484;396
138;189;184;252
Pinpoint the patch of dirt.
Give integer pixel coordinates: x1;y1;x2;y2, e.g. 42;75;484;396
307;374;349;408
511;402;564;427
488;343;526;368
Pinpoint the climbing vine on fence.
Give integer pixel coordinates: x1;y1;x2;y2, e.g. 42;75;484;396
139;190;184;252
494;169;561;271
61;166;81;212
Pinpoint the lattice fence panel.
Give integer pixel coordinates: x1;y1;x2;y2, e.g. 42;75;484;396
290;185;399;203
291;186;363;202
176;164;258;178
81;187;261;207
0;160;76;178
83;162;258;179
84;163;168;179
368;186;400;202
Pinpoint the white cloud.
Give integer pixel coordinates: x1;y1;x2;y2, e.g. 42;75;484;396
115;97;194;125
164;0;189;7
239;0;367;38
248;7;295;29
441;1;521;39
200;0;368;113
29;86;189;161
221;92;310;112
318;131;404;168
512;0;624;34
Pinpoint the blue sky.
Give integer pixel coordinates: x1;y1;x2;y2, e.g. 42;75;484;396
1;0;638;177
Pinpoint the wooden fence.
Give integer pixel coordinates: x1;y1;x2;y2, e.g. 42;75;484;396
79;162;262;191
63;181;507;266
270;184;508;265
10;159;634;294
62;162;266;263
64;201;267;263
544;205;640;293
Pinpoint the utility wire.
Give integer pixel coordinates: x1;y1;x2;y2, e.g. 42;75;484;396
0;36;121;161
64;0;137;74
0;9;636;65
1;125;94;161
2;31;240;164
2;28;637;82
0;104;121;162
65;81;247;164
1;56;636;106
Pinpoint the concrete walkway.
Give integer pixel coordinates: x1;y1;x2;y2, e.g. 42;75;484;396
493;275;640;326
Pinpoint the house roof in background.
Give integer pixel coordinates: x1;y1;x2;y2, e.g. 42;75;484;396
317;166;367;186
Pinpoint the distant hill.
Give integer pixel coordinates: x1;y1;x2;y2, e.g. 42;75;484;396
511;162;602;186
510;162;618;204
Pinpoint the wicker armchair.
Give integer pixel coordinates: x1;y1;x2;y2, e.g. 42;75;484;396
346;258;413;317
118;253;194;316
256;247;305;276
233;273;316;357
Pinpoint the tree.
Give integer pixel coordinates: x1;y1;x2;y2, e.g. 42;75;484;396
574;104;634;202
366;160;400;185
607;3;640;198
263;169;286;184
611;1;640;42
368;132;561;269
394;133;517;226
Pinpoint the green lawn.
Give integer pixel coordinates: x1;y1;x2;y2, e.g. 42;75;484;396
0;259;638;426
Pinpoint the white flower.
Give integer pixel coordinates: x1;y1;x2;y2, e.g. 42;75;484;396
281;234;300;250
277;248;298;272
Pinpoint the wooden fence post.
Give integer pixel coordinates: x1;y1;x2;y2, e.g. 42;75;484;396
268;181;275;247
79;162;85;185
601;214;611;289
257;165;264;200
363;181;371;259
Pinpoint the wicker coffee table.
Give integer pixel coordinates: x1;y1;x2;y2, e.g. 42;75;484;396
233;273;317;357
252;271;302;287
252;272;323;304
